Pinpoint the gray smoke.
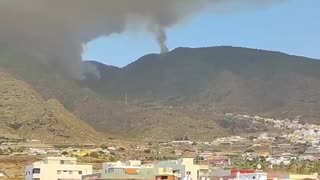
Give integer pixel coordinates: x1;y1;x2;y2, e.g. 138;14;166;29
0;0;285;79
152;25;169;54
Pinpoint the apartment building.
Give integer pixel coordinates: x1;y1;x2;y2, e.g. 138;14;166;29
25;156;92;180
83;160;174;180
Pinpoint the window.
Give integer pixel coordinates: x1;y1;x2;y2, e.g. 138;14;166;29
186;171;191;175
32;178;40;180
78;171;82;175
32;168;40;174
60;160;65;164
69;171;73;175
65;160;75;165
57;170;61;174
107;168;114;174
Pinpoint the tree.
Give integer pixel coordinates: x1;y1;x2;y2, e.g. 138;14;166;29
98;151;104;155
100;144;108;149
118;147;125;152
61;151;69;156
90;151;99;158
297;162;308;174
7;147;13;153
288;159;298;173
144;149;151;154
248;136;255;141
244;149;255;153
109;156;116;162
315;163;320;173
15;147;26;153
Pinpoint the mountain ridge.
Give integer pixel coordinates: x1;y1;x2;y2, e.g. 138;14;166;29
86;46;318;69
2;46;320;141
84;46;320;123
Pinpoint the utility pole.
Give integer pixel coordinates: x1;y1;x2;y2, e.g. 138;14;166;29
125;92;128;106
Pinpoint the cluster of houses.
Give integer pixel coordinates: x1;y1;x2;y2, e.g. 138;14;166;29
6;133;320;173
0;137;116;158
0;145;112;157
7;113;320;180
25;156;319;180
212;136;248;146
226;114;319;135
285;129;320;144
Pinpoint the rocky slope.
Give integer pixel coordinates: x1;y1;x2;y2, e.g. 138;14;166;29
0;69;104;143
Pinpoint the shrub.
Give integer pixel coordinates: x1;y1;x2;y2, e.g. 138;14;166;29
90;151;99;158
61;151;69;156
109;156;116;162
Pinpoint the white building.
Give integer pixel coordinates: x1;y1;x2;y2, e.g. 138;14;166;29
25;156;92;180
170;140;194;145
156;158;209;180
238;172;267;180
83;160;174;179
102;160;144;170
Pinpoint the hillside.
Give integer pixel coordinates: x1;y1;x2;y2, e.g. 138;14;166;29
0;69;104;144
85;46;320;122
0;49;228;140
2;46;320;141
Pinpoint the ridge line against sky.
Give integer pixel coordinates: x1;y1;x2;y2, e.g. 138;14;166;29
83;0;319;67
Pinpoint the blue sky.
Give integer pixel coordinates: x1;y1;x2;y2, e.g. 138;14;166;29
83;0;320;67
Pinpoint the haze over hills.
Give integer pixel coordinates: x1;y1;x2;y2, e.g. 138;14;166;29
1;46;320;141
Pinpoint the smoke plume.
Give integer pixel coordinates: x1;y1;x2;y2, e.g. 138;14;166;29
0;0;284;79
152;25;169;54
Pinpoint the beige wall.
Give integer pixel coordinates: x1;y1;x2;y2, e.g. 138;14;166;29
25;158;92;180
288;174;319;180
